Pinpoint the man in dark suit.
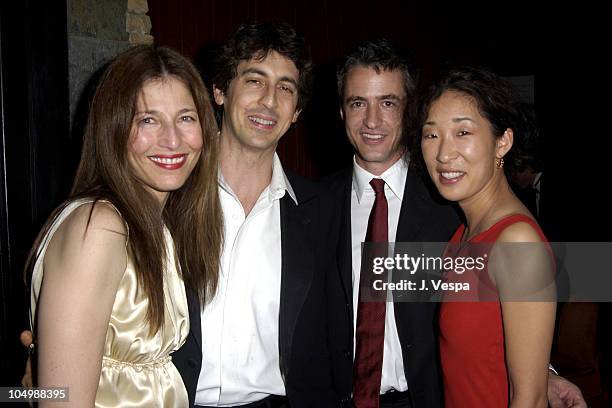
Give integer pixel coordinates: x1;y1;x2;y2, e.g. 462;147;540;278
324;40;586;408
171;22;336;408
323;39;459;408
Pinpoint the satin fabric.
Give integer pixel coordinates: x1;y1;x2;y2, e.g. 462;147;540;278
31;199;189;407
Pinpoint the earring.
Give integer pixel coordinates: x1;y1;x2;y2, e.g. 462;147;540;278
496;157;505;169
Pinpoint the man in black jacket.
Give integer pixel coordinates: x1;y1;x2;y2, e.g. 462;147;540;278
171;22;337;408
323;39;458;408
323;39;586;408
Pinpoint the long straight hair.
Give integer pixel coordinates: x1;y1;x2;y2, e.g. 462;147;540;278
26;45;223;334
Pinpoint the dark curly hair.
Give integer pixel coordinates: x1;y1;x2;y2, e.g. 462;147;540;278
212;22;314;111
414;66;528;175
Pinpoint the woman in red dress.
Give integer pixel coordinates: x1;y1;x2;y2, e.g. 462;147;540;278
418;67;556;407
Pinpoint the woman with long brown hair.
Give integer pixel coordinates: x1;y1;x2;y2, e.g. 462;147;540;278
27;45;222;407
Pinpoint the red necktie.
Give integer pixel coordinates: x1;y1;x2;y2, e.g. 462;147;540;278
353;178;388;408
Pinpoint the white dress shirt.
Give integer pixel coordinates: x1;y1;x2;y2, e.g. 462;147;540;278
351;156;409;393
196;154;297;406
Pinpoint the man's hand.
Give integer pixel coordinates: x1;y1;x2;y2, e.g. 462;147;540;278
548;371;587;408
20;330;34;387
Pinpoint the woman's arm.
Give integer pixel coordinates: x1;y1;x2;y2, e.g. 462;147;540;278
502;300;556;407
36;202;127;407
494;222;556;408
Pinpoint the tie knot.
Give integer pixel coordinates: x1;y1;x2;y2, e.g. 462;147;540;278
369;178;385;194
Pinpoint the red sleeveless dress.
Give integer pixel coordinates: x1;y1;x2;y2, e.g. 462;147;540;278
439;214;548;407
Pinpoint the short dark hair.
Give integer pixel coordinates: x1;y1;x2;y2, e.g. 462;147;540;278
337;39;417;157
212;22;314;111
336;39;415;102
416;66;525;174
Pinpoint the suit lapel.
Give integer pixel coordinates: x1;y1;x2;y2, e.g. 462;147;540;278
393;170;461;327
186;288;203;355
279;193;316;376
396;171;433;242
337;170;354;312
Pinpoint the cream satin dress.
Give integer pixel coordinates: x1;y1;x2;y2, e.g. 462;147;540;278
30;199;189;407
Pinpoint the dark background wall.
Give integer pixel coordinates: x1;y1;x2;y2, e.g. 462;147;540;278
0;0;146;390
0;0;608;404
0;0;70;391
147;0;542;179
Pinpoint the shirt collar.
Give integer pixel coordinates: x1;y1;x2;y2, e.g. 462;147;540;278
352;155;408;204
218;152;298;205
270;153;298;204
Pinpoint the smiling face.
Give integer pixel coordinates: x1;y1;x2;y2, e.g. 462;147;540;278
420;90;512;204
214;50;301;155
341;66;406;175
128;76;203;204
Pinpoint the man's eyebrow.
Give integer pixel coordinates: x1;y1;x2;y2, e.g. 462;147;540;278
377;94;402;101
344;95;366;104
240;67;267;77
240;68;299;88
344;94;403;104
279;76;299;88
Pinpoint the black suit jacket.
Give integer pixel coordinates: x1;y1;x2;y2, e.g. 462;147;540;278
322;165;461;407
172;172;338;407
